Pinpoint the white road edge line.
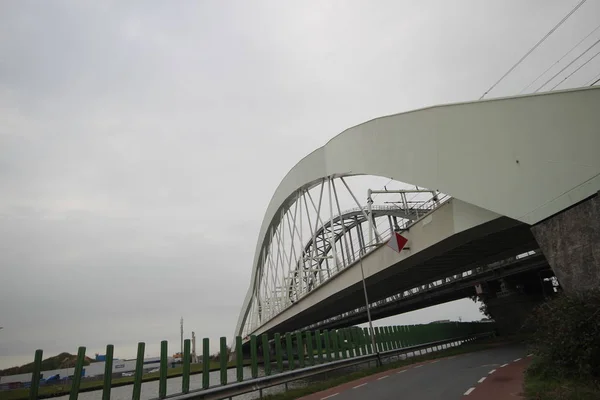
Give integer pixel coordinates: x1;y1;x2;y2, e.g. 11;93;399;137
488;369;496;374
514;358;522;362
500;363;509;368
397;370;407;374
478;377;486;383
464;387;476;395
430;360;439;364
414;365;423;369
321;394;339;400
353;383;367;389
377;375;389;380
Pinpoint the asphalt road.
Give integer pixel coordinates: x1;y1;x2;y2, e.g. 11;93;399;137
301;344;530;400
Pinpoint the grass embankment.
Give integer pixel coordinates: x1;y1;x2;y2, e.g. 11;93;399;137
0;353;95;377
0;360;250;400
263;338;507;400
524;373;600;400
522;290;600;400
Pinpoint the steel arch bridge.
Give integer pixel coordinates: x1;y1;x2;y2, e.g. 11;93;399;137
257;189;444;329
287;202;437;299
235;86;600;343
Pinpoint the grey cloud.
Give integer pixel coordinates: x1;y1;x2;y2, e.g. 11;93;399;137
2;0;599;368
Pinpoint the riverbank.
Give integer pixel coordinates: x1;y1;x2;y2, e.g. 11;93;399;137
0;360;251;400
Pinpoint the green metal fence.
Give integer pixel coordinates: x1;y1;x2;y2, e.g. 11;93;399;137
21;321;495;400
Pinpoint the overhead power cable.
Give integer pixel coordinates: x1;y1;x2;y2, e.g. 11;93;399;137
591;77;600;86
549;48;600;90
372;178;394;201
586;71;600;85
479;0;587;100
519;22;600;93
534;37;600;92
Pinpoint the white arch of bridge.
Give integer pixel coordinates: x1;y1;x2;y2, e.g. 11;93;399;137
235;86;600;340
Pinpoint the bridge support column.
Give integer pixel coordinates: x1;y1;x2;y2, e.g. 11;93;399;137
479;270;554;335
531;194;600;293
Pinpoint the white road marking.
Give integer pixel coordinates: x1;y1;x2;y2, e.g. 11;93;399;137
414;365;423;368
397;370;407;374
478;377;486;383
500;363;509;368
527;354;533;357
353;383;367;389
488;369;496;374
464;387;476;395
430;360;439;364
377;375;389;380
514;358;522;362
321;394;339;400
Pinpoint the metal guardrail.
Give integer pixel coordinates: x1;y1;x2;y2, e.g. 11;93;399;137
162;332;493;400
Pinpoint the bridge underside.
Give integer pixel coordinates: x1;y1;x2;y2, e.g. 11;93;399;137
314;252;551;331
260;217;538;336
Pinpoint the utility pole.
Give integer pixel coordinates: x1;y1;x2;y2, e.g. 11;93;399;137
180;317;184;356
191;331;197;363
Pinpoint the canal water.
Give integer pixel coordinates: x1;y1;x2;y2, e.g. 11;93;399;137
55;365;307;400
54;345;450;400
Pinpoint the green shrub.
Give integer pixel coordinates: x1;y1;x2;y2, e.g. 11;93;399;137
528;289;600;380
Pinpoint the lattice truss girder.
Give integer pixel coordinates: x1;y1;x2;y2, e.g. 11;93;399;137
304;249;542;331
242;176;445;337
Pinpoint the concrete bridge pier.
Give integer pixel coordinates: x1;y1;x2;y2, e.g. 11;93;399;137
531;193;600;293
478;268;556;335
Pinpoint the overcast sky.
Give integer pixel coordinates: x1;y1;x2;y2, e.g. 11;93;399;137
2;0;600;369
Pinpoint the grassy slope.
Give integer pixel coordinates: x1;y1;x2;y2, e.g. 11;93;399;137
524;375;600;400
0;354;94;377
524;371;600;400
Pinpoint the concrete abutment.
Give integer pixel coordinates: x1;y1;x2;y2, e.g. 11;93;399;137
531;193;600;293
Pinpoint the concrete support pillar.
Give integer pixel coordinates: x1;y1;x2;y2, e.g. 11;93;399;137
531;194;600;293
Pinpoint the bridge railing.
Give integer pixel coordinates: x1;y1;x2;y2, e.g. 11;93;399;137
288;194;451;302
335;192;452;267
341;192;451;227
15;321;494;400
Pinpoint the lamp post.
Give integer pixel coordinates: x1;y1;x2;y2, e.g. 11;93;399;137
364;187;422;365
306;251;381;365
357;243;382;366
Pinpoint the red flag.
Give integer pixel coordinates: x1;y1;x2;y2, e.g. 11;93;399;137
387;232;408;252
